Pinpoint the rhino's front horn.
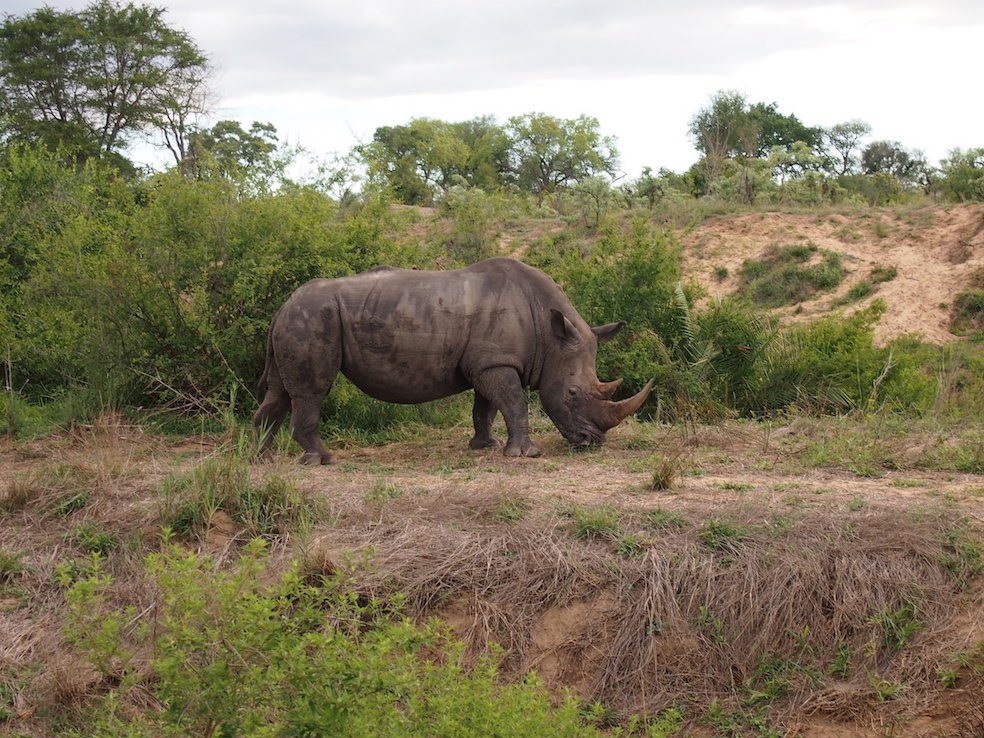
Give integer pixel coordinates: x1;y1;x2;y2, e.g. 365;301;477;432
598;379;654;430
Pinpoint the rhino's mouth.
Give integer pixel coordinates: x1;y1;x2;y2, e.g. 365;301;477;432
561;424;605;447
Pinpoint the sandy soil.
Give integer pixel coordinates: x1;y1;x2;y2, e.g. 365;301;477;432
681;204;984;344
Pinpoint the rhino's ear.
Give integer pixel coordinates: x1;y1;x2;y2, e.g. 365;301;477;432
592;321;626;344
550;309;579;344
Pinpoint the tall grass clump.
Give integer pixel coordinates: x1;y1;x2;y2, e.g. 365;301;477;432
158;445;318;539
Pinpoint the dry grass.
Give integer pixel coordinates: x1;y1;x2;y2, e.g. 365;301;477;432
1;414;982;735
304;491;981;730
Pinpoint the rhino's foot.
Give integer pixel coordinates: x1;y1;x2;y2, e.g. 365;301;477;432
299;451;333;465
469;435;501;450
503;441;541;458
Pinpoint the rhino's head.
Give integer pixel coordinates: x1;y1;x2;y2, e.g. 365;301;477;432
539;309;654;447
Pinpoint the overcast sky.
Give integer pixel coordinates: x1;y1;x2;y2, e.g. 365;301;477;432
7;0;984;178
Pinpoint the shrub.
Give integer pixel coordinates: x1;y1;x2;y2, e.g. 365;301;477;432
440;184;513;263
63;540;600;737
951;289;984;335
527;217;686;396
2;150;446;419
738;244;845;307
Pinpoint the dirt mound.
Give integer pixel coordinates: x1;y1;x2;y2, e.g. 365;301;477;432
682;204;984;344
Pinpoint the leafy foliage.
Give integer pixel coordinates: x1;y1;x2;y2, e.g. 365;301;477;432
505;113;619;200
939;148;984;202
0;144;440;414
528;218;685;398
358;113;619;204
0;1;208;168
738;244;845;307
63;539;599;737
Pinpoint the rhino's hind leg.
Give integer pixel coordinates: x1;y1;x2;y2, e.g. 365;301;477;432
253;354;291;459
468;392;501;450
290;395;332;465
253;391;290;458
471;368;540;458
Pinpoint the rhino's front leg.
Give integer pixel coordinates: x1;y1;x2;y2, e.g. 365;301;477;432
468;392;501;450
471;367;540;457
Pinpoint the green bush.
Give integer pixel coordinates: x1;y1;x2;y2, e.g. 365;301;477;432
951;289;984;336
528;218;687;396
440;184;519;263
1;144;448;421
738;244;845;307
63;540;599;737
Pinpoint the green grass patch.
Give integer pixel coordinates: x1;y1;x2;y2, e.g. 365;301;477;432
643;508;689;530
157;447;321;539
563;503;622;540
738;243;846;307
951;289;984;335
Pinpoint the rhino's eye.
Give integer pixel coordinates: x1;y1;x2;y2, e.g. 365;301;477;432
567;388;578;398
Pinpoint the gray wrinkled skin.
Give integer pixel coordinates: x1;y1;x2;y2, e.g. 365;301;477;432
253;257;653;464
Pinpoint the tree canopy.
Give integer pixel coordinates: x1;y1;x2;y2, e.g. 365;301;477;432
358;113;618;204
0;0;208;169
0;5;981;208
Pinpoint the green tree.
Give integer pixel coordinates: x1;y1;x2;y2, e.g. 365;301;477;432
362;122;434;204
823;120;871;176
939;148;984;202
362;119;452;204
188;120;279;182
633;167;668;208
0;0;209;168
360;117;508;204
748;102;822;160
688;90;757;183
449;114;511;190
505;112;618;201
689;91;822;200
861;140;928;188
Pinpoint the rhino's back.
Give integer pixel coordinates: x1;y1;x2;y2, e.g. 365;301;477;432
280;259;544;403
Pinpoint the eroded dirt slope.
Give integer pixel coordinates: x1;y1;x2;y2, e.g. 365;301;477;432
681;205;984;344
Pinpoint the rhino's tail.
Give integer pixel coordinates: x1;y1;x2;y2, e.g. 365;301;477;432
255;308;281;396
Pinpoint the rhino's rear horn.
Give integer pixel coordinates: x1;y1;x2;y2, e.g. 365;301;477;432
597;379;654;430
596;378;623;400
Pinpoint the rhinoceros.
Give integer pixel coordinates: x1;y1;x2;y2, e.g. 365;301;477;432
253;257;653;464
